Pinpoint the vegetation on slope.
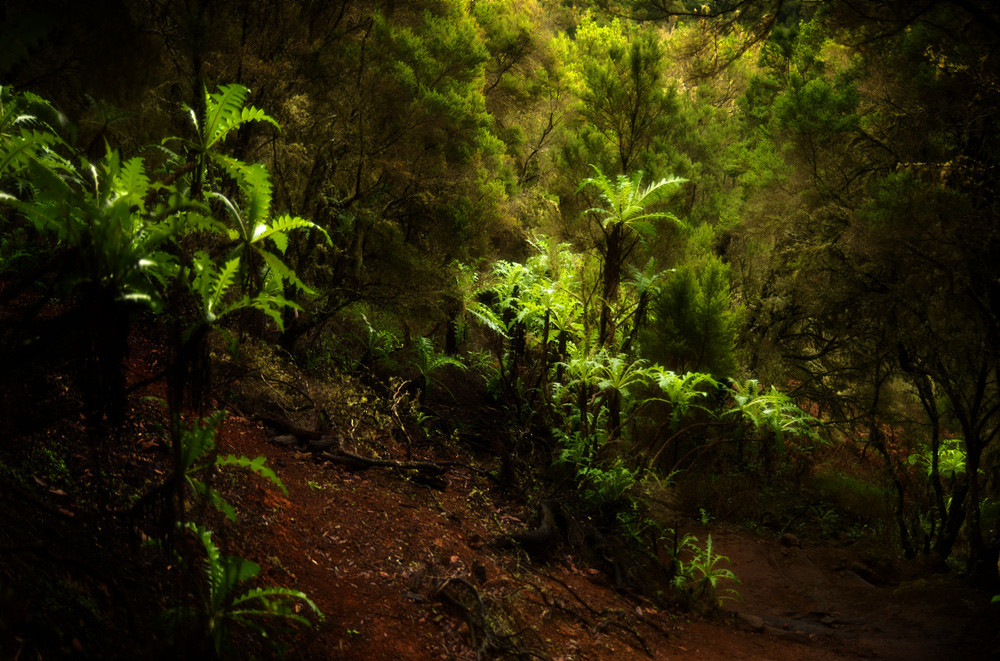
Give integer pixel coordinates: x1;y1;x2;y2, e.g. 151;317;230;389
1;0;1000;657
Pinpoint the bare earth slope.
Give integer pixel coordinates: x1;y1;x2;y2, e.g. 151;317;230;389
213;415;1000;660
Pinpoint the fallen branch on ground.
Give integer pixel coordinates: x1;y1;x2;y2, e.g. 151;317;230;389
257;412;450;488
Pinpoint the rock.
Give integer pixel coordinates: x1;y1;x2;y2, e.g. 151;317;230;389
840;569;875;589
736;612;765;633
779;532;801;548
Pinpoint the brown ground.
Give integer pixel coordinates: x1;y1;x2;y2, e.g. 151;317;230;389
210;412;1000;661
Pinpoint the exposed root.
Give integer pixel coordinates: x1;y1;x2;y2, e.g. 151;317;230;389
434;577;550;660
258;411;451;489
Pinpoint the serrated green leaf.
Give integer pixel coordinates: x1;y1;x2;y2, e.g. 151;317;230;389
203;84;250;149
467;301;507;336
114;156;149;209
269;230;288;253
208;257;241;314
0;128;56;175
260;250;313;294
217;454;287;494
253;214;329;244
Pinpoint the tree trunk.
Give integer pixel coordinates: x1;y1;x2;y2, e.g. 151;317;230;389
599;225;624;349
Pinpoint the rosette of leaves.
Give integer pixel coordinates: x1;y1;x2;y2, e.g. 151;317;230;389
166;83;331;330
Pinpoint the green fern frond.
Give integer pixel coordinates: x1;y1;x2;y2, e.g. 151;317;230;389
253;214;331;246
179;212;231;237
209;257;241;317
202;84;250;149
239;162;272;225
217;105;280;141
232;586;323;622
260;250;313;294
190;480;239;522
244;294;297;331
217;454;287;494
113;156;150;210
0;129;57;175
199;84;279;152
580;165;687;232
467;300;507;336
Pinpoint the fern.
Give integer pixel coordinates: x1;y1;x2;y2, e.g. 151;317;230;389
579;166;687;234
169;411;288;523
112;156;151;210
467;299;507;336
260;250;313;294
253;214;330;248
596;355;651;399
725;379;821;451
248;293;303;331
412;336;466;397
203;85;278;150
192;254;241;323
169;523;322;657
0;129;57;176
217;454;287;494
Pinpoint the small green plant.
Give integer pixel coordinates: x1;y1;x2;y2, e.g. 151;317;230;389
412;408;434;437
725;379;821;451
809;503;842;538
670;534;739;607
167;523;323;657
411;336;466;398
356;313;401;368
555;429;641;507
169;410;286;522
908;438;968;479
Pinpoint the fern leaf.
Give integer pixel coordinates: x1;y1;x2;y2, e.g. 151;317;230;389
190;479;239;522
269;230;289;253
218;105;280;139
240;162;272;225
247;293;302;332
208;257;241;317
231;586;323;622
181;522;225;596
180;212;231;237
253;214;328;245
249;297;286;330
209;151;255;185
113;156;150;210
467;301;508;337
259;250;313;294
0;129;56;175
217;454;287;494
203;84;250;149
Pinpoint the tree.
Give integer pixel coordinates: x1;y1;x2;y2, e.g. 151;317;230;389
641;257;739;378
724;3;1000;576
579;166;685;348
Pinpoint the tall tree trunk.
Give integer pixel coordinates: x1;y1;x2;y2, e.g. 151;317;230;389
599;225;624;348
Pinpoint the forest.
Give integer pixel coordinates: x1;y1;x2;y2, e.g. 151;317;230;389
1;0;999;658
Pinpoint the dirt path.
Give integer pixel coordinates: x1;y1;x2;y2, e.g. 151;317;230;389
714;530;999;660
216;416;1000;660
